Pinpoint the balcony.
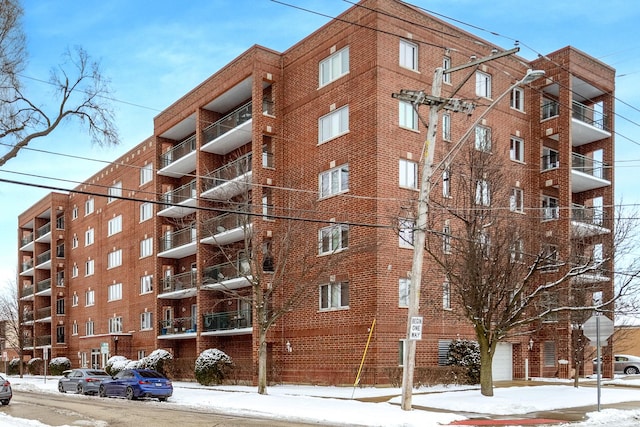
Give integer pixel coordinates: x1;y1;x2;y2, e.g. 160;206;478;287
35;335;52;347
35;306;52;323
158;226;197;259
200;212;252;246
20;284;34;301
20;258;34;276
201;153;252;201
201;102;252;155
572;101;611;147
201;310;252;336
158;316;197;339
20;232;34;251
571;204;610;238
157;179;198;218
35;250;52;270
35;278;52;296
571;153;610;193
22;311;34;323
202;259;252;291
35;222;51;243
573;257;610;284
158;271;198;299
158;134;197;178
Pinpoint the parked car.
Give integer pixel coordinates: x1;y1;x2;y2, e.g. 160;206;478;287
58;369;111;395
593;354;640;375
98;369;172;401
0;374;11;405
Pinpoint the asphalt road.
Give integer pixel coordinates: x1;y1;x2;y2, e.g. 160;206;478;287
1;389;325;427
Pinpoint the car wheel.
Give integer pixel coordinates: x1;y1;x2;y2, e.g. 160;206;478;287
77;384;85;395
158;397;167;402
0;400;8;406
625;366;639;375
98;385;106;398
58;383;66;393
125;386;136;400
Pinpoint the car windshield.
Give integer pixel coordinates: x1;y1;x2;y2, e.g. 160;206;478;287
137;371;165;379
87;370;108;376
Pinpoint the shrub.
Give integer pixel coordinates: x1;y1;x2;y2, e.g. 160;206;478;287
49;357;71;375
125;359;144;370
447;339;480;384
8;358;23;375
27;357;44;375
142;349;173;377
105;356;128;376
195;349;233;386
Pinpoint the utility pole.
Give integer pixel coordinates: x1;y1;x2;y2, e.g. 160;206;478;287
392;47;520;411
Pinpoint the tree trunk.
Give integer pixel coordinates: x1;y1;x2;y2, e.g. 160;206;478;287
477;334;494;397
257;328;268;395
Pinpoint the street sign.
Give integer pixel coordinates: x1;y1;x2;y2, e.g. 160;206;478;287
409;316;423;340
100;342;109;355
583;315;614;344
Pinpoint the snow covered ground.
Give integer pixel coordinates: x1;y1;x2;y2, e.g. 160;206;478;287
1;375;640;426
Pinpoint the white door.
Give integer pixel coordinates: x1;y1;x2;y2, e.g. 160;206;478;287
492;342;513;381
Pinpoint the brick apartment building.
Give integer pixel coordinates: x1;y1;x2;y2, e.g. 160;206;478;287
16;0;614;384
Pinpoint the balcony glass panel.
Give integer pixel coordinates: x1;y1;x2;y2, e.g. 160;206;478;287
160;226;196;252
160;270;197;294
572;204;605;227
36;222;51;239
203;102;252;145
21;232;34;247
161;180;197;209
160;134;197;168
36;335;51;346
202;153;252;193
21;259;34;272
202;310;252;332
572;153;609;180
36;250;51;265
572;101;608;131
21;284;34;298
37;278;51;293
36;306;51;320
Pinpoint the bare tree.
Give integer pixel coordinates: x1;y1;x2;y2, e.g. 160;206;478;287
0;282;26;377
0;0;119;166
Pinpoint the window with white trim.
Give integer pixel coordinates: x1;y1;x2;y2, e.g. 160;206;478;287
85;321;94;336
318;224;349;255
510;137;524;162
443;281;451;309
399;159;418;189
262;187;274;220
85;228;94;246
108;283;122;301
442;168;451;198
476;71;491;98
542;147;559;170
140;163;153;185
108;317;123;333
140;202;153;222
108;249;122;269
140;312;153;330
399;39;418;71
140;237;153;258
72;321;78;336
541;245;559;271
442;113;451;141
85;290;95;307
72;206;78;220
443;56;451;84
510;188;524;213
107;181;122;203
72;293;78;307
542;195;559;221
85;198;94;216
72;235;78;249
318;105;349;143
511;87;524;111
475;179;491;206
319;46;349;87
399;101;418;131
107;215;122;236
85;259;94;276
443;221;451;254
71;264;78;278
511;238;524;263
398;340;407;366
475;125;491;152
399;278;409;307
319;164;349;198
398;218;414;248
319;281;349;310
543;341;556;365
140;274;153;294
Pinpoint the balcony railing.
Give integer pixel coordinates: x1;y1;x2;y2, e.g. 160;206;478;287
21;285;34;299
21;259;34;272
36;306;51;320
160;270;197;293
573;101;608;131
572;204;605;227
22;311;33;322
572;153;609;180
160;226;196;252
161;179;197;209
36;222;51;239
36;278;51;293
203;102;252;145
21;232;34;247
159;316;196;334
203;259;251;284
36;335;51;346
202;153;252;193
36;250;51;265
160;134;197;168
203;310;252;332
202;211;249;235
542;99;560;120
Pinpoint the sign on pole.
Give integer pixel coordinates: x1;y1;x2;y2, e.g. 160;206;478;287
583;314;615;412
409;316;423;340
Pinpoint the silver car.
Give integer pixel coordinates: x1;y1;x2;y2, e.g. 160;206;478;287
0;374;11;405
593;354;640;375
58;369;111;395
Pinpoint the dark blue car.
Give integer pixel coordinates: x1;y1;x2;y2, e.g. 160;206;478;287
98;369;172;401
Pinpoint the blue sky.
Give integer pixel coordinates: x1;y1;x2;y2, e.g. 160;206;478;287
1;0;640;291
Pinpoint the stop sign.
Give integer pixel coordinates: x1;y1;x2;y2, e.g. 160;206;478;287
583;315;614;344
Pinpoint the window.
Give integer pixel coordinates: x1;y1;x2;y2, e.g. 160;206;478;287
140;312;153;330
318;105;349;143
108;181;122;203
140;202;153;222
478;231;491;258
319;281;349;310
108;317;123;333
398;340;406;366
443;56;451;84
399;39;418;71
108;215;122;236
510;188;524;213
319;46;349;87
56;298;65;315
72;321;78;336
443;221;451;254
85;228;94;246
85;321;94;336
438;340;452;366
140;237;153;258
443;281;451;309
475;180;491;206
474;125;491;152
542;196;559;220
510;137;524;162
108;283;122;301
85;290;95;306
442;168;451;198
399;101;418;131
319;164;349;198
262;187;274;220
398;218;414;248
542;147;559;170
318;224;349;255
72;206;78;220
140;274;153;294
85;259;94;276
511;239;524;262
140;163;153;185
72;235;78;249
543;341;556;366
542;245;559;271
476;71;491;98
85;198;94;216
442;113;451;141
541;291;558;322
399;278;410;307
108;249;122;269
137;350;146;360
71;264;78;278
511;87;524;111
399;159;418;189
72;293;78;307
542;98;560;120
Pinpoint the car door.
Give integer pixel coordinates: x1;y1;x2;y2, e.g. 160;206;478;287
112;370;132;397
59;371;73;392
68;370;83;391
615;356;627;373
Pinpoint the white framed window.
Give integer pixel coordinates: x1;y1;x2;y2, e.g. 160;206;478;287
108;317;123;333
85;290;95;307
443;281;451;309
475;179;491;206
108;249;122;269
262;187;274;220
140;163;153;185
399;339;407;366
72;235;78;249
542;195;559;221
443;221;451;254
443;56;451;84
140;237;153;258
72;321;78;335
474;125;491;152
476;71;491;98
319;46;349;87
85;228;94;246
318;105;349;143
399;278;410;307
510;137;524;162
399;159;418;189
108;283;122;301
398;218;414;248
72;293;78;307
442;113;451;141
511;87;524;111
511;238;524;263
593;243;604;264
510;188;524;213
85;259;94;276
137;350;146;360
140;312;153;330
399;101;419;131
319;281;349;310
542;147;559;170
108;181;122;203
140;202;153;222
399;39;418;71
140;274;153;294
85;198;94;216
319;164;349;198
85;321;94;336
442;168;451;198
318;224;349;255
107;215;122;236
71;264;78;278
72;206;78;220
541;245;559;272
